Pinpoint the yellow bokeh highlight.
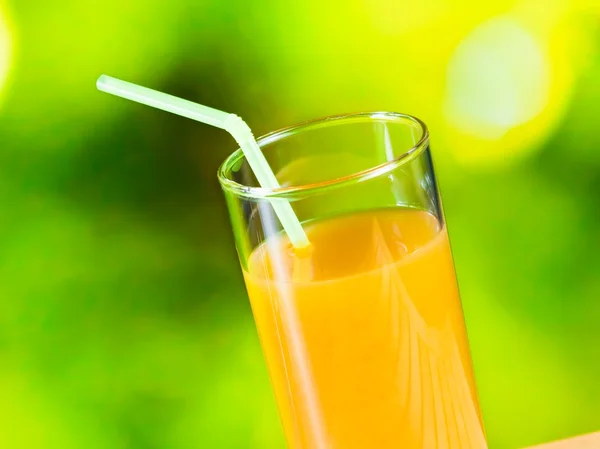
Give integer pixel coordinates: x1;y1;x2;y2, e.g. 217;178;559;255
442;1;582;167
0;4;13;102
445;17;551;140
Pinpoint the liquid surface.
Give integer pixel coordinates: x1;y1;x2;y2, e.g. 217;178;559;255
243;208;487;449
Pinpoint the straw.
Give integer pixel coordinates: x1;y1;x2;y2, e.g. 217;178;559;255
96;75;310;248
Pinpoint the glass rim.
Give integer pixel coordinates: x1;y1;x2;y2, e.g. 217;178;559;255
217;111;429;200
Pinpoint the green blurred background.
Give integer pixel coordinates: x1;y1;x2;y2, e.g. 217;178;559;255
0;0;599;447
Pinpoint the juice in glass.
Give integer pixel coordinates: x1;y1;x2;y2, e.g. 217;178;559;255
243;207;486;448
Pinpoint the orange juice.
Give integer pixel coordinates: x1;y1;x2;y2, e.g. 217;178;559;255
243;208;486;449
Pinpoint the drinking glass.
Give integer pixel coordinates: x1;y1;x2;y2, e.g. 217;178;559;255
218;112;486;449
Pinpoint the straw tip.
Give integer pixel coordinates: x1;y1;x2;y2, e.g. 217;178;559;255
96;74;111;91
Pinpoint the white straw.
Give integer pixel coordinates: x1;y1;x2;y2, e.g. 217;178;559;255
97;75;310;248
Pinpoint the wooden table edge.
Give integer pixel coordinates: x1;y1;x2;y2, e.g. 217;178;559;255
525;431;600;448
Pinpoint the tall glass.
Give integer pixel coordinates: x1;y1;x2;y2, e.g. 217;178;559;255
218;112;486;448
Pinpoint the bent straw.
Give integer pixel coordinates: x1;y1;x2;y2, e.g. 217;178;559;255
96;75;310;248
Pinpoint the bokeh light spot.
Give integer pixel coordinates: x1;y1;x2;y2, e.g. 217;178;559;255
0;6;12;100
445;17;550;140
